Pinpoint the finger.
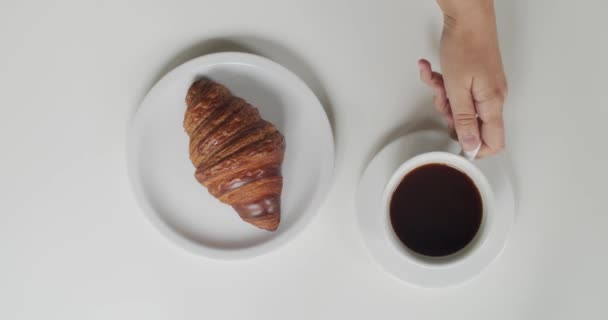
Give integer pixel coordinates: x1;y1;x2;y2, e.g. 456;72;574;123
419;59;450;115
447;88;481;151
430;79;453;131
476;142;501;159
432;83;454;135
429;73;449;118
418;59;446;93
477;119;505;157
418;59;432;79
445;101;456;139
433;93;450;117
476;99;506;157
419;59;456;138
476;145;491;159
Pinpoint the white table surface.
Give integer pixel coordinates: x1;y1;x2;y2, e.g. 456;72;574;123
1;0;607;319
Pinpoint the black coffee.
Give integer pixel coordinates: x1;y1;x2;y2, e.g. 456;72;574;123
389;164;482;257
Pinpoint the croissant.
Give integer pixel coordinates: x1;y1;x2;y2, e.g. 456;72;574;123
184;79;286;231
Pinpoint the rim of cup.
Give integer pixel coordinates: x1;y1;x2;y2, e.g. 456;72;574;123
381;151;496;267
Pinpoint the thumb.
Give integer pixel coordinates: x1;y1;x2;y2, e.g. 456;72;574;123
448;88;481;151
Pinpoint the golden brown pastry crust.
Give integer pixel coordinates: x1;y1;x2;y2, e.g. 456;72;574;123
184;79;285;231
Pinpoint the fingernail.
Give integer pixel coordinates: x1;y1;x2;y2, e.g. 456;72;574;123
461;134;479;151
463;143;482;161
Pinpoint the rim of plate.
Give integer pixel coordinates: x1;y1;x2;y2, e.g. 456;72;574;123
126;52;335;260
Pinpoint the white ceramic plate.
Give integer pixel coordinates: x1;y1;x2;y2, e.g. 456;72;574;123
356;130;514;287
128;52;334;259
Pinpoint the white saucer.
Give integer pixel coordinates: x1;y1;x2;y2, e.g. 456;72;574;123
356;130;514;287
128;52;334;259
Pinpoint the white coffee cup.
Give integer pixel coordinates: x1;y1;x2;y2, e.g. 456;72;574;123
381;151;496;266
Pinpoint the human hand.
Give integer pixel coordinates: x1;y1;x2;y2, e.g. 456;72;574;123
420;0;508;158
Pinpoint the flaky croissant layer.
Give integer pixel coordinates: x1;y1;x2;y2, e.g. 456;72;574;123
184;79;285;231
